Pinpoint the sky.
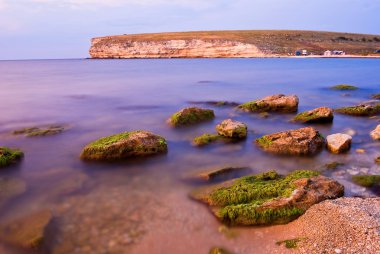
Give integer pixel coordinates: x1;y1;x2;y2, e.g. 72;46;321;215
0;0;380;60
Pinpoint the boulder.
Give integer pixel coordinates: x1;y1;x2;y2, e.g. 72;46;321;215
168;107;215;127
370;124;380;140
335;103;380;116
293;107;334;123
80;130;167;161
326;133;352;153
0;177;26;208
0;147;23;168
238;94;299;113
191;170;344;226
215;119;247;139
0;210;52;249
255;127;325;156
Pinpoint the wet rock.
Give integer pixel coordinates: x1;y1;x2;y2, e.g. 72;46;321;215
193;166;251;182
191;170;343;226
321;161;344;170
330;84;358;90
370;124;380;140
255;127;325;156
80;131;167;161
0;209;52;249
13;125;65;137
326;133;352;154
237;94;299;113
0;177;26;208
335;103;380;116
209;247;233;254
216;119;247;139
352;175;380;188
192;134;220;147
292;107;333;123
168;107;215;127
0;147;23;168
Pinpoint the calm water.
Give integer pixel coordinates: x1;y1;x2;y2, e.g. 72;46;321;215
0;59;379;254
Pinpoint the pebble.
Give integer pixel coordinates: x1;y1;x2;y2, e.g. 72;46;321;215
335;248;342;254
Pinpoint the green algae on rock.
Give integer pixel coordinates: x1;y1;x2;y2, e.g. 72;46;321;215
292;107;333;123
168;107;215;127
191;170;344;226
0;147;23;168
335;103;380;116
13;125;65;137
276;238;303;249
256;127;325;156
237;94;299;113
80;131;167;161
192;134;220;147
330;84;358;90
352;175;380;187
216;119;247;139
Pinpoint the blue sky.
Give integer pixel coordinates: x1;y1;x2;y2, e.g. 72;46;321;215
0;0;379;60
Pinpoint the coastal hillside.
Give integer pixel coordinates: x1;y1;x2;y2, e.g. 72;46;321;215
89;30;380;58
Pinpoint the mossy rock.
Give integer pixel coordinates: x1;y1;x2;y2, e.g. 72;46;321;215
372;94;380;100
168;107;215;127
0;177;27;208
0;147;23;168
209;247;233;254
216;119;247;139
237;94;299;113
13;125;64;137
330;84;358;90
292;107;333;123
321;161;344;170
335;103;380;116
193;134;220;146
0;209;52;249
352;175;380;187
191;170;343;226
80;130;167;161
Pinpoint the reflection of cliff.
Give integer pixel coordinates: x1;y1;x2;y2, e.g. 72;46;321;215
90;39;267;59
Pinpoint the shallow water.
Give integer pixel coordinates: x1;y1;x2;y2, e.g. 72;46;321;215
0;58;379;253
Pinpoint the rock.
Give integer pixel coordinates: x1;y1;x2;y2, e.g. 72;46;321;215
376;157;380;164
188;101;240;107
321;161;344;170
238;94;299;113
356;149;365;153
370;124;380;140
215;119;247;139
168;107;215;127
292;107;334;123
191;170;343;226
0;209;52;249
352;175;380;187
0;147;23;168
0;177;26;208
335;103;380;116
80;131;167;161
330;84;358;90
326;133;352;154
294;197;380;254
255;127;325;156
209;247;233;254
192;134;220;147
195;166;251;182
13;125;65;137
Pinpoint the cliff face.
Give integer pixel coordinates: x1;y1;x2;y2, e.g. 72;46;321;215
89;38;266;58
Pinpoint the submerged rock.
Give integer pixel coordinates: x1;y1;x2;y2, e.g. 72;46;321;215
370;124;380;140
352;175;380;188
168;107;215;127
13;125;65;137
216;119;247;139
0;147;23;168
194;166;251;182
237;94;299;113
292;107;333;123
0;177;26;208
326;133;352;154
191;170;343;226
188;100;240;107
255;127;325;156
0;209;52;249
330;84;358;90
80;131;167;161
335;103;380;116
192;134;220;147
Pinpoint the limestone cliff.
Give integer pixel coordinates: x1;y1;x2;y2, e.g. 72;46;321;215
89;38;267;58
